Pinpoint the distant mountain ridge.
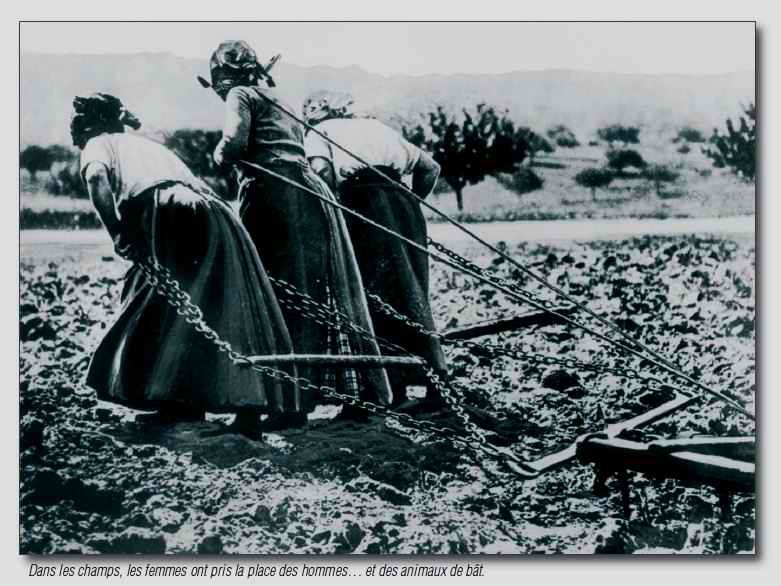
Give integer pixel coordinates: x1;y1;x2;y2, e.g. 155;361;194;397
21;52;754;146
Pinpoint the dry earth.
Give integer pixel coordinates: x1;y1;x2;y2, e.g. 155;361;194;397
19;233;755;554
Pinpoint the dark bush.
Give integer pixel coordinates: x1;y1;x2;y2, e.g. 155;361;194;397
642;164;680;196
546;125;580;148
20;208;101;230
574;167;614;199
673;127;707;144
516;127;554;162
677;144;692;154
164;129;232;198
46;145;77;162
20;146;54;182
46;160;87;198
606;149;647;174
597;124;640;146
496;167;544;195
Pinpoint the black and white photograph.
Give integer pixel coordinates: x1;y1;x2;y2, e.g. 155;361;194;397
17;20;756;557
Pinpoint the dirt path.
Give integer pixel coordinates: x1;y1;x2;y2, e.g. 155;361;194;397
20;215;755;262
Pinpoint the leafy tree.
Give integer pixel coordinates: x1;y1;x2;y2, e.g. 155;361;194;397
702;103;756;181
163;129;232;196
606;149;647;175
673;127;706;144
546;125;580;148
574;167;614;200
597;124;641;146
20;145;54;182
403;104;528;211
642;164;680;196
677;144;691;155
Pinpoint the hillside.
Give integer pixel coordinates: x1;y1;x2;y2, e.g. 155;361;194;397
21;52;754;147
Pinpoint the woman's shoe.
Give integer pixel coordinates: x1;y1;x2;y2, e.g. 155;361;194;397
135;404;205;424
228;408;264;441
333;404;371;423
261;412;308;432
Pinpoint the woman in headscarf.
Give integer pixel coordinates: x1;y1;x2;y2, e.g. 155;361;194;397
73;92;299;439
302;92;449;411
205;41;391;427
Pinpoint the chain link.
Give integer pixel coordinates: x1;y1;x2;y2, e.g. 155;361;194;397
426;240;688;393
428;238;554;309
269;274;494;451
269;275;412;358
366;290;678;395
441;242;690;385
132;254;528;472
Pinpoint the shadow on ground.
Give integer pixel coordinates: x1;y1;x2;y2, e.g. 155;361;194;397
107;416;462;493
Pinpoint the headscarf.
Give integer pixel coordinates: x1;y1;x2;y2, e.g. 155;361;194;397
70;93;141;149
302;91;355;126
209;40;273;98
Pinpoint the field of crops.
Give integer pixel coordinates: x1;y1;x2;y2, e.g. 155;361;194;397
19;233;755;554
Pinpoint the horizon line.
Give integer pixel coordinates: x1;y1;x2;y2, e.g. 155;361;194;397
20;50;755;79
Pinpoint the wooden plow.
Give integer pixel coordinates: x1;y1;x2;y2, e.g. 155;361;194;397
228;155;755;515
577;435;755;520
178;89;755;521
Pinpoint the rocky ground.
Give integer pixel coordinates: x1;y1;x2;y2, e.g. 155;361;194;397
19;234;755;554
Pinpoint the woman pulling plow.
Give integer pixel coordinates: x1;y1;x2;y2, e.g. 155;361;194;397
302;91;448;412
73;93;299;440
205;41;392;428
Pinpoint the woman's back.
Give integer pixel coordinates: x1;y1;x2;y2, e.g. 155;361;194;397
80;133;208;208
215;85;307;167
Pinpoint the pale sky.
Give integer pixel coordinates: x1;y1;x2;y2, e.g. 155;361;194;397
20;21;754;76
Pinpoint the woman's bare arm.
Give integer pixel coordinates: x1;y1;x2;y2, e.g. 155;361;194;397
83;162;135;258
84;163;121;237
411;150;441;198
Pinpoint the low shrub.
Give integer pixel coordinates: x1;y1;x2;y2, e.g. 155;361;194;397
546;125;580;148
574;167;614;199
495;167;544;195
20;208;101;230
606;149;647;175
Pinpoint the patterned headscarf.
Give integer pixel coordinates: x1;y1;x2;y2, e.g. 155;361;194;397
209;40;272;98
70;93;141;148
302;91;355;126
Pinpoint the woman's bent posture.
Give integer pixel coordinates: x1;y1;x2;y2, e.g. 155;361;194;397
74;93;298;439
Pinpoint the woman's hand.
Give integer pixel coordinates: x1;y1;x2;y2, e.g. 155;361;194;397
111;230;135;260
411;151;441;199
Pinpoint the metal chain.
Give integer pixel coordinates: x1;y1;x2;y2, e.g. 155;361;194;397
269;275;413;358
268;274;494;450
366;291;682;395
132;255;533;473
426;240;717;399
429;238;559;311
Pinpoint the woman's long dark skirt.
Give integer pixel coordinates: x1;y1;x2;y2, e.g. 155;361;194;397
237;161;392;408
338;172;448;400
86;184;300;414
